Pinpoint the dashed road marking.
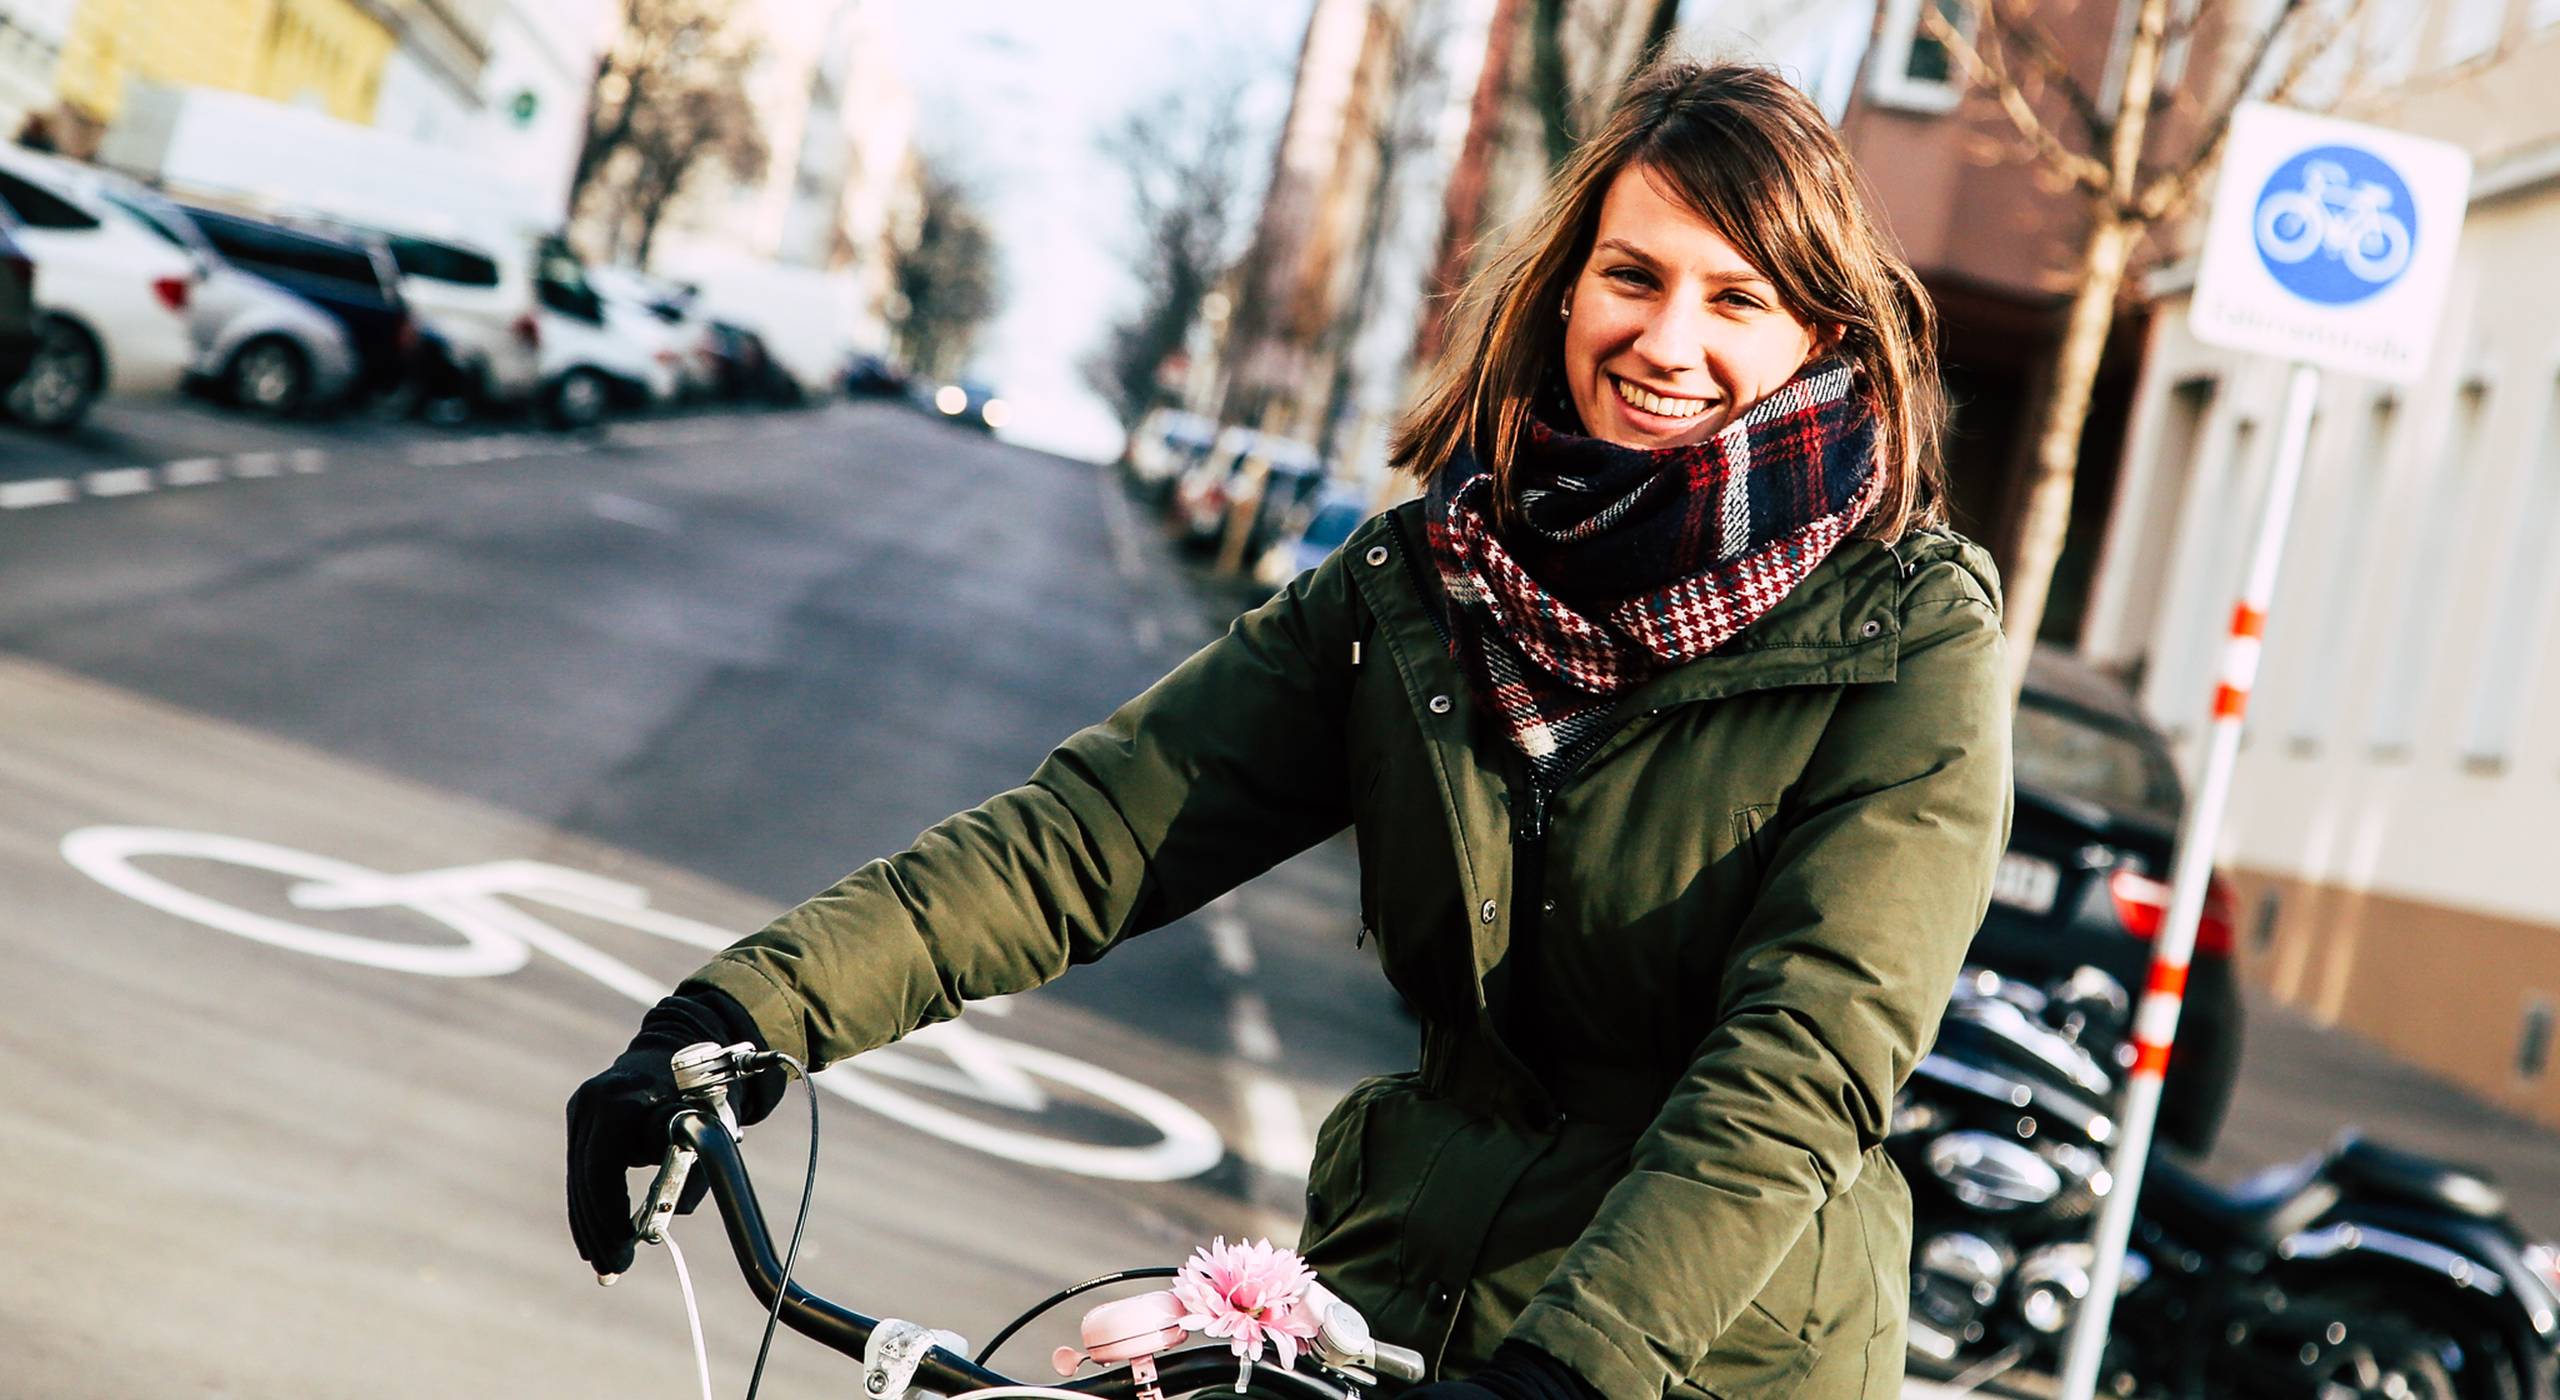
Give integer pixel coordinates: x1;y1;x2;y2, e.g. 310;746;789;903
229;452;283;478
588;493;680;534
1134;613;1162;651
0;478;78;509
1206;905;1256;977
160;458;224;487
83;467;155;498
1241;1076;1313;1191
1229;990;1281;1064
289;448;327;474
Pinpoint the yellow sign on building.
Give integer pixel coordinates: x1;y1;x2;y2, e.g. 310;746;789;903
56;0;395;127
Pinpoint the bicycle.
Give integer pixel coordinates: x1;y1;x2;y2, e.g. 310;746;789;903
612;1039;1427;1400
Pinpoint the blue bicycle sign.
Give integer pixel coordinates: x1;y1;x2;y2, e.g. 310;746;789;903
2252;144;2416;305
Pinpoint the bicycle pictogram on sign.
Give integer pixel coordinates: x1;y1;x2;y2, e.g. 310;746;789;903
2252;143;2417;305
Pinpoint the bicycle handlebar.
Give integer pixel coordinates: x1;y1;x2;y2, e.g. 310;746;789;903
665;1110;1360;1399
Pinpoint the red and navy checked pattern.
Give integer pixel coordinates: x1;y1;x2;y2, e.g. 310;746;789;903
1424;359;1878;781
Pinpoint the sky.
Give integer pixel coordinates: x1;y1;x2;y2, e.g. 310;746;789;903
885;0;1318;462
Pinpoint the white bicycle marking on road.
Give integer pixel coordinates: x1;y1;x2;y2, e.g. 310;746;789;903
61;825;1225;1183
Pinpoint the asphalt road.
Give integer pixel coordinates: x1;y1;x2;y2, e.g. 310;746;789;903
5;394;2557;1399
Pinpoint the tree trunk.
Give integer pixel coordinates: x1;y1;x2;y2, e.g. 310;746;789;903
2001;213;2134;692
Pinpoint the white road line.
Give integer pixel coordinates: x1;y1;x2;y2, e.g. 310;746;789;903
1134;613;1162;651
1241;1076;1313;1187
1229;990;1281;1064
1092;464;1146;580
0;478;77;509
289;448;327;474
229;452;282;478
160;458;224;487
83;467;154;498
1206;907;1256;978
589;493;680;534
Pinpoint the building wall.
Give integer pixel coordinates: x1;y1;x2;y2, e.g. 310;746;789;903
470;0;614;224
0;0;77;138
2083;0;2560;1124
57;0;397;126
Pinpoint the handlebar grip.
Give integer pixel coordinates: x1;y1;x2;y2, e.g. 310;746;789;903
1371;1342;1426;1383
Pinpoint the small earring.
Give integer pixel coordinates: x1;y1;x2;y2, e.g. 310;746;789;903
1559;297;1572;321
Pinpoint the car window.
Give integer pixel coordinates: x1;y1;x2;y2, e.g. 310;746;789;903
0;170;101;230
2012;698;2184;822
186;210;384;292
534;237;602;321
387;236;499;287
1301;501;1365;552
98;191;195;251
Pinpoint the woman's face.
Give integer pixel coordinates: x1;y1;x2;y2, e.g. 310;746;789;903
1562;163;1833;450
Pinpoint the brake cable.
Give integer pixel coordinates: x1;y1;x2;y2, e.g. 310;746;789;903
743;1051;815;1400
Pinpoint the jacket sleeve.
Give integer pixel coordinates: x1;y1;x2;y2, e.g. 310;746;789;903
1510;554;2014;1398
684;546;1367;1068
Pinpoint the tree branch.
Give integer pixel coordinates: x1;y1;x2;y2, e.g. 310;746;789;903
1984;0;2111;153
2134;0;2306;223
1929;0;2113;196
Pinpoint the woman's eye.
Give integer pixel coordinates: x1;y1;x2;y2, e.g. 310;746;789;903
1720;291;1765;310
1606;267;1653;287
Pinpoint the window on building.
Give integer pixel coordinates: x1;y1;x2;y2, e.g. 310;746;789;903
2439;0;2510;65
2459;378;2560;767
2369;380;2491;756
2520;996;2555;1081
1869;0;1972;114
2290;395;2397;749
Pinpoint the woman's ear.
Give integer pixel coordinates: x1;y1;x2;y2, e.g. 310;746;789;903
1814;321;1847;357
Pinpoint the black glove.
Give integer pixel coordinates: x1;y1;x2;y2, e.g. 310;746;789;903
564;985;786;1278
1402;1343;1598;1400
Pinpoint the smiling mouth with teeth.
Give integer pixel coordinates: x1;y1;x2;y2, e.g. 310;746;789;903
1611;374;1712;421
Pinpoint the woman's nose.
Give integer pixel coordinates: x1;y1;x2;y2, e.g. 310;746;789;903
1629;297;1711;372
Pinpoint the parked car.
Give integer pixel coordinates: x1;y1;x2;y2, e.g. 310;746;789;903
74;173;360;416
840;351;905;399
0;211;34;398
705;320;800;406
296;218;652;428
1169;429;1323;556
1971;644;2245;1156
170;200;415;407
0;145;197;429
921;375;1005;432
1252;484;1372;589
588;264;704;407
1122;406;1217;508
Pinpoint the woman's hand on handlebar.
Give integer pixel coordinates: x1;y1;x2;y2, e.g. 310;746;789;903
564;986;784;1278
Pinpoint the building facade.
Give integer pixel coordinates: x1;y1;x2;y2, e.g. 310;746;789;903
0;0;76;142
2081;0;2560;1126
54;0;398;131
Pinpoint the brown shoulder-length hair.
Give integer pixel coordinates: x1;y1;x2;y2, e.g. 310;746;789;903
1393;58;1948;542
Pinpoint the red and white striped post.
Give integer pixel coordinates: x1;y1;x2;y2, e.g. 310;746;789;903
2056;361;2322;1400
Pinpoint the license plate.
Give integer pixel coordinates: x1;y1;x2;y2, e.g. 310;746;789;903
1991;852;2061;916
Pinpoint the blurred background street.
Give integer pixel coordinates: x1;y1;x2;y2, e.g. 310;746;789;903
6;0;2560;1397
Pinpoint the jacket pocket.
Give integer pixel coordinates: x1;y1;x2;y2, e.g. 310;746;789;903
1302;1073;1400;1248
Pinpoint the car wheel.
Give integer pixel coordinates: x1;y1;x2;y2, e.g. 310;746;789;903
227;337;310;416
546;367;608;430
4;315;103;431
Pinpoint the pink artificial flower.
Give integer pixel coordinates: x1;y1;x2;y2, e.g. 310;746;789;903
1171;1236;1322;1368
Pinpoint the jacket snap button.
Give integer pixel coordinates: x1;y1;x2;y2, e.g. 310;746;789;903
1480;899;1497;923
1428;694;1453;714
1541;899;1556;914
1365;545;1390;566
1861;618;1884;638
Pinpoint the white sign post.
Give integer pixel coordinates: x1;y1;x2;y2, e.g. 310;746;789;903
2054;102;2469;1400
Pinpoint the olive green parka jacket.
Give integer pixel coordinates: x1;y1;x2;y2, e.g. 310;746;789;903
688;500;2013;1398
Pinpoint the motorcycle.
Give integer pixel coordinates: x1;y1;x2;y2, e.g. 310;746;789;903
1894;964;2560;1398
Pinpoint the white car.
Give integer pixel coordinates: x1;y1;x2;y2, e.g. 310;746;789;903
0;145;198;429
76;172;360;416
316;220;654;428
588;265;707;406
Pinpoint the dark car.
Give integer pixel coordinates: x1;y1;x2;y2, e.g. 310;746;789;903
704;319;799;405
1967;644;2244;1157
0;211;33;396
841;351;905;399
171;203;417;403
918;376;1006;432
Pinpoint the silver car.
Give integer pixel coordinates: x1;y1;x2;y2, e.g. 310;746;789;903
83;173;359;416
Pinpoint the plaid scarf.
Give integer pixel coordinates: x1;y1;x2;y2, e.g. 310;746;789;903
1423;357;1881;785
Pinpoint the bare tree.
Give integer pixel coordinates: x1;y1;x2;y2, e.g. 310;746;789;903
1527;0;1683;169
1084;79;1253;432
892;158;1000;382
570;0;768;265
1919;0;2364;690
